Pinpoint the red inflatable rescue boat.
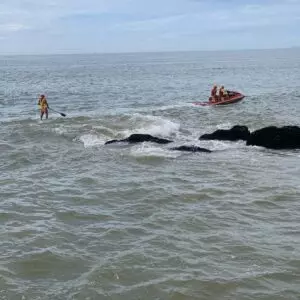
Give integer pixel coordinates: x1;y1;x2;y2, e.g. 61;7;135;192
193;91;245;106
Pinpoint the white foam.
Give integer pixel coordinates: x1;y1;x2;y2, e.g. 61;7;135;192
150;102;195;112
122;114;180;138
52;127;67;135
92;125;115;135
196;139;246;151
130;143;180;158
78;134;106;148
215;122;234;130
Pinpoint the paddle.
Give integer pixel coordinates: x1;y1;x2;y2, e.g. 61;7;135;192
49;107;66;117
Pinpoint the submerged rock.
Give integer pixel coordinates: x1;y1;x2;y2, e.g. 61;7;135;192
246;126;300;149
105;134;173;145
170;145;211;153
105;139;119;145
200;125;250;141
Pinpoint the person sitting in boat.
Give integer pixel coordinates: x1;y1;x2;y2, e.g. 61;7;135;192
218;86;228;101
210;85;218;102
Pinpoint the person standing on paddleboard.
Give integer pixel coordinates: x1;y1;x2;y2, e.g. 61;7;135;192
38;95;49;120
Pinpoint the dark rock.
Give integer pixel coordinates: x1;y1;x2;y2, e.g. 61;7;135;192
200;125;250;141
170;145;211;153
105;134;173;145
105;139;119;145
246;126;300;149
127;134;172;144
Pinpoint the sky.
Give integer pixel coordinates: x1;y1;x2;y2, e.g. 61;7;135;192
0;0;299;54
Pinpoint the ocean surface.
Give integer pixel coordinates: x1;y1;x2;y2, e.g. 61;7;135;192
1;49;300;300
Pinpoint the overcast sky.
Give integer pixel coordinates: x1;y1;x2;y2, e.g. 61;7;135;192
0;0;299;54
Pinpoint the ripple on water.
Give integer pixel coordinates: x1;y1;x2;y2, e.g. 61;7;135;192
6;250;88;280
1;51;300;300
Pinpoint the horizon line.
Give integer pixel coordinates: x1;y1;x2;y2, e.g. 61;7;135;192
0;46;299;57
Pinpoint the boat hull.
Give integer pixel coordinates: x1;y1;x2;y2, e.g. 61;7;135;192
193;92;245;106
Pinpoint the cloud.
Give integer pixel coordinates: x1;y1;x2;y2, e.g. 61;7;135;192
113;14;187;32
110;1;300;35
0;23;27;33
0;0;299;54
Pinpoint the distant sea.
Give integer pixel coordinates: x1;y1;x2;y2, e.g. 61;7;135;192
1;49;300;300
